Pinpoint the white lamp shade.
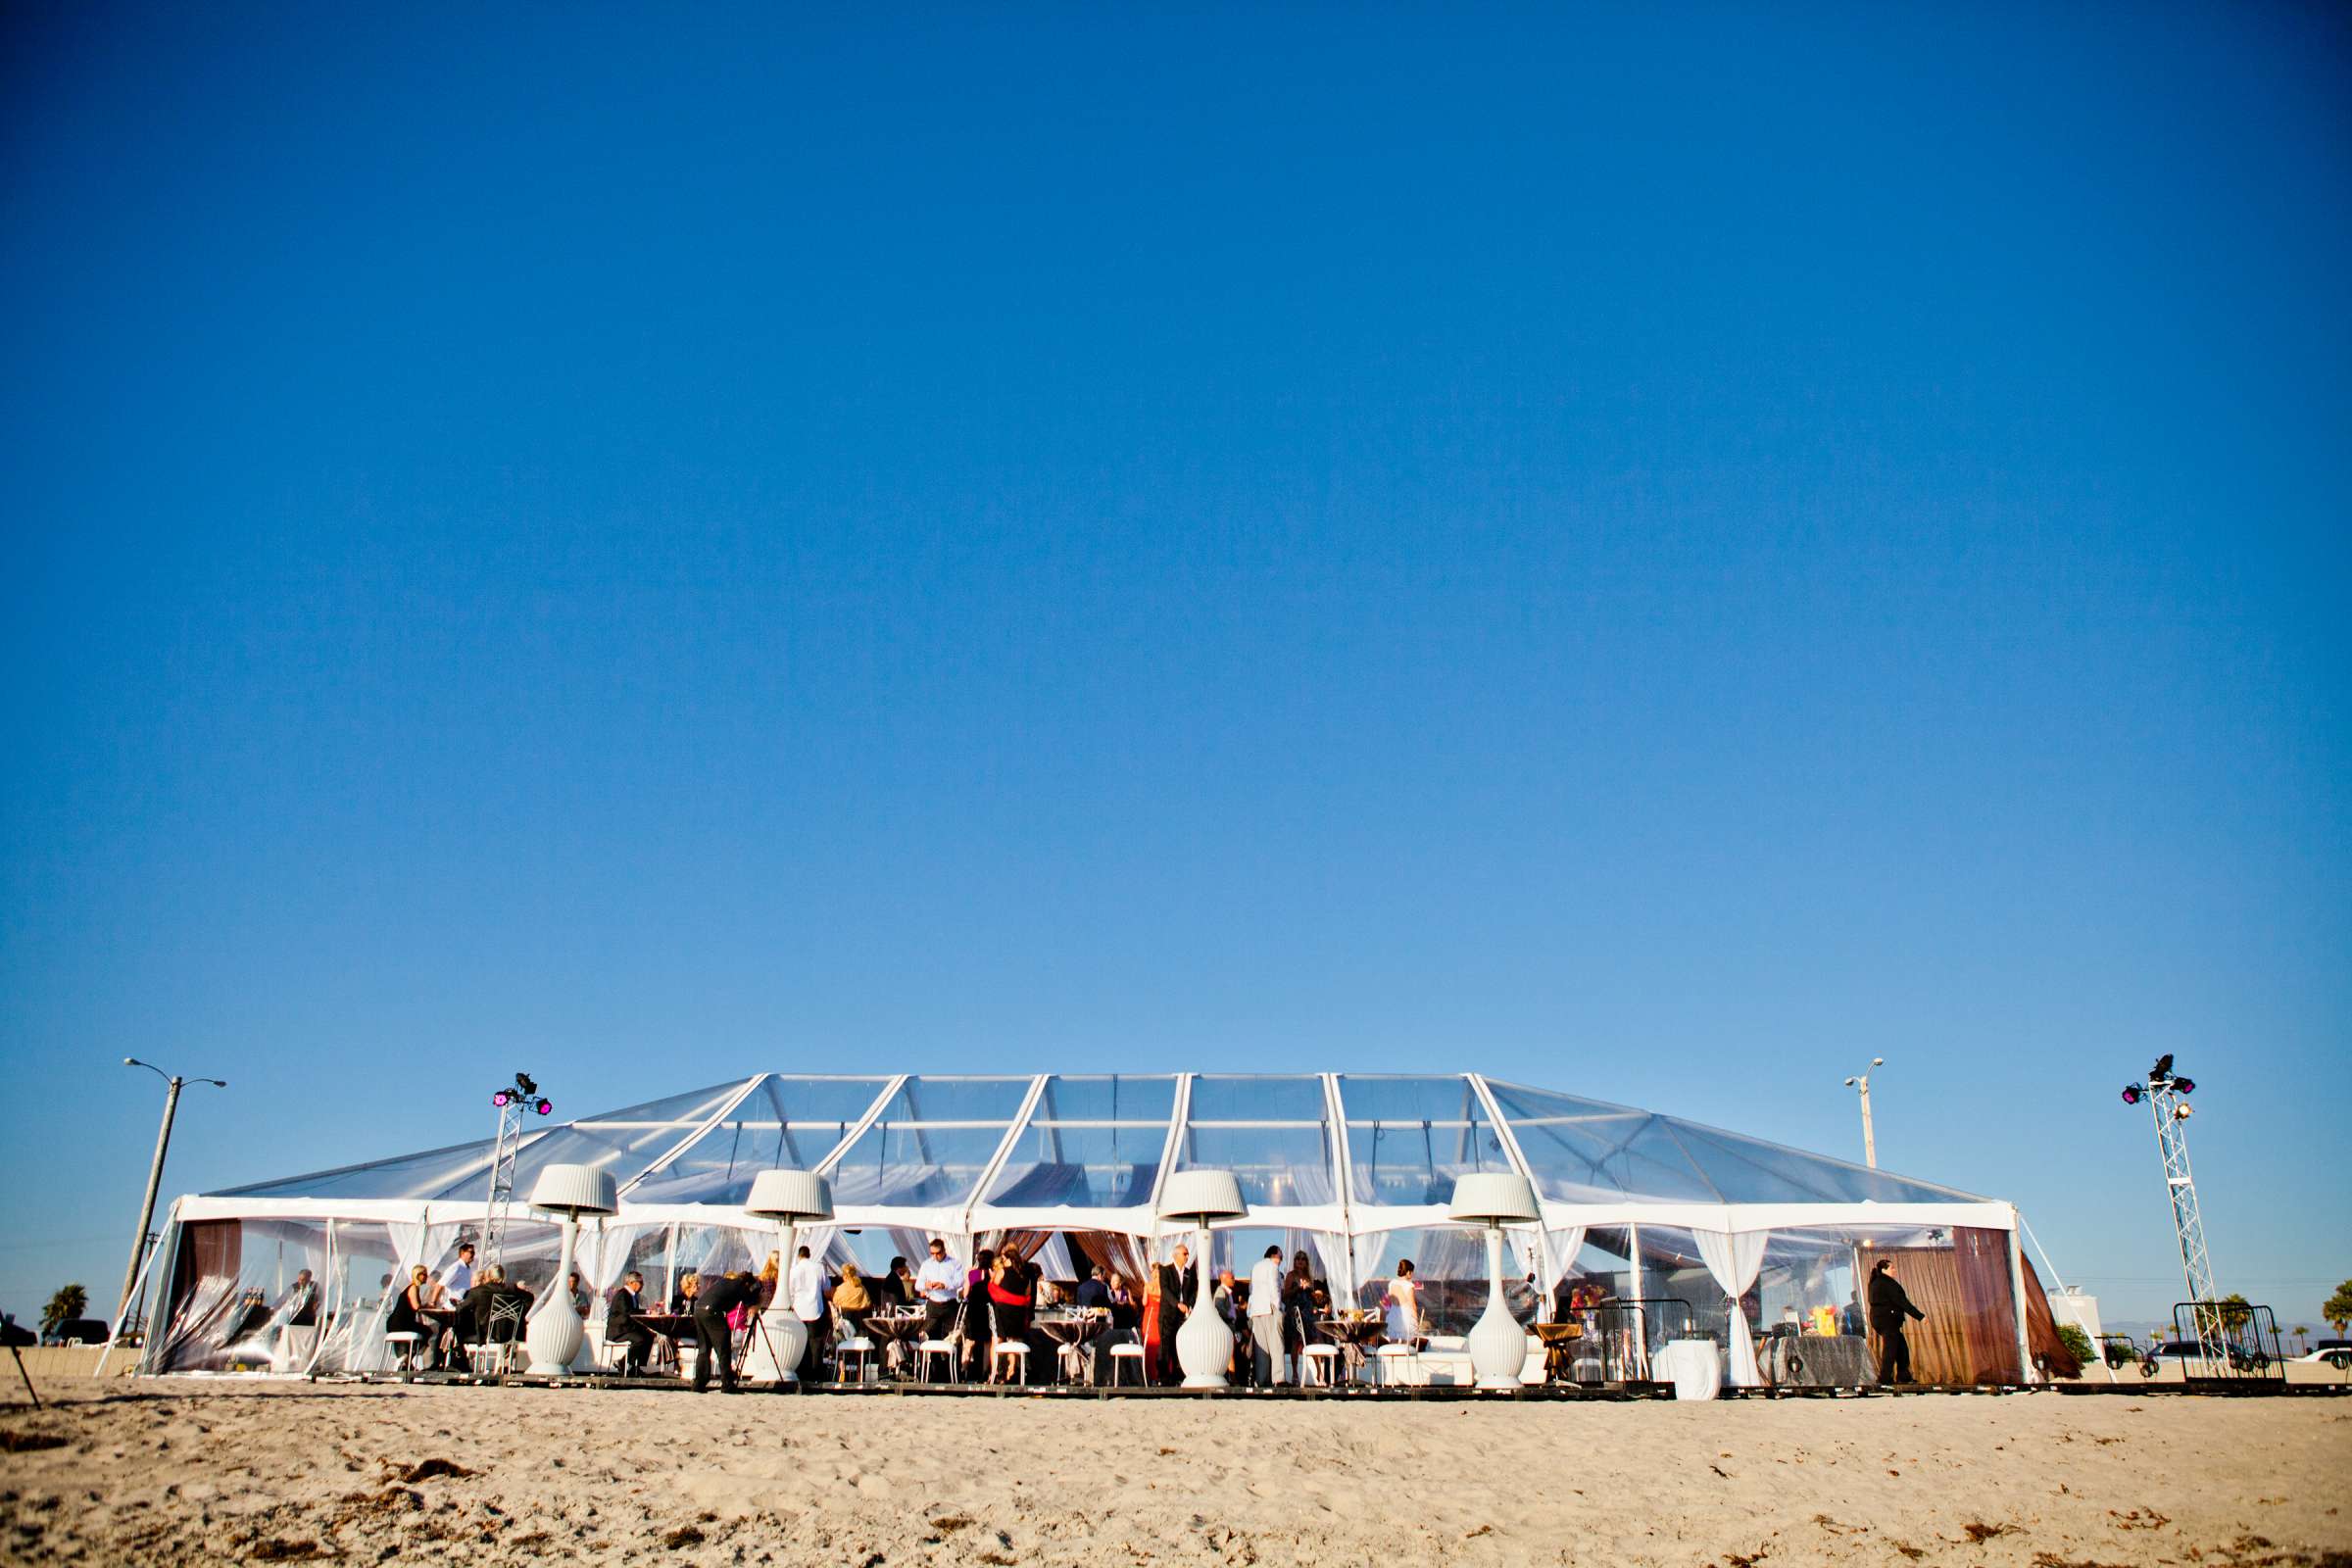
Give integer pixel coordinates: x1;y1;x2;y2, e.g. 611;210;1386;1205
747;1168;834;1222
527;1163;618;1218
1447;1170;1539;1226
1157;1168;1246;1223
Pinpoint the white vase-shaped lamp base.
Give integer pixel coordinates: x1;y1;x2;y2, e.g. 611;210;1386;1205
524;1218;585;1375
1175;1227;1231;1388
1466;1226;1528;1390
747;1308;807;1384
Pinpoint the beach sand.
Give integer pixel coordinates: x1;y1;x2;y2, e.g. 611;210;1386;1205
3;1380;2346;1566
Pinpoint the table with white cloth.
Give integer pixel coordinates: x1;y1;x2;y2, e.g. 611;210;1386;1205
859;1310;929;1376
1654;1338;1724;1401
1764;1332;1874;1388
1033;1309;1108;1382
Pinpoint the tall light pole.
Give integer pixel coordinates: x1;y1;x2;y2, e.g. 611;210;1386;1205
117;1059;226;1334
1841;1057;1885;1168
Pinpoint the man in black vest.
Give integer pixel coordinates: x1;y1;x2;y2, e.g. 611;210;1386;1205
692;1269;760;1393
1867;1258;1927;1384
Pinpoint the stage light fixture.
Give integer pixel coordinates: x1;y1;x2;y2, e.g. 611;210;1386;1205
492;1089;513;1107
515;1073;538;1097
2173;1102;2193;1120
2173;1076;2194;1096
534;1098;553;1116
2121;1084;2143;1105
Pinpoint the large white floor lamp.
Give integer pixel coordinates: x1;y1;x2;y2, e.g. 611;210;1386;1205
1449;1170;1540;1389
1158;1169;1245;1389
522;1164;618;1376
747;1169;833;1386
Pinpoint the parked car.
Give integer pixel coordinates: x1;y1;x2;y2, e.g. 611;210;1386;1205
41;1318;110;1347
0;1318;34;1348
2297;1339;2352;1370
2145;1339;2270;1373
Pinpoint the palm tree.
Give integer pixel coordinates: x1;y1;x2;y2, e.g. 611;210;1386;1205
2293;1325;2312;1354
40;1283;88;1338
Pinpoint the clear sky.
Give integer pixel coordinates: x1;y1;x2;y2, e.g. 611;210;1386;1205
2;4;2346;1333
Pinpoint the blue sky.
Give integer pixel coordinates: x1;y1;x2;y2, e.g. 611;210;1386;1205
2;3;2346;1331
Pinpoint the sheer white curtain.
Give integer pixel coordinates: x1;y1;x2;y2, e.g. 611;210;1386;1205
1695;1229;1769;1386
1541;1226;1588;1317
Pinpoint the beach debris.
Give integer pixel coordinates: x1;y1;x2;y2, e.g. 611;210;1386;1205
0;1432;66;1453
1961;1521;2015;1544
399;1457;476;1484
244;1539;330;1560
1464;1524;1494;1538
2107;1508;2170;1531
929;1514;975;1534
662;1523;706;1548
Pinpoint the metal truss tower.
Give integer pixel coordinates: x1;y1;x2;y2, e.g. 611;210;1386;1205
2142;1068;2225;1371
480;1095;528;1275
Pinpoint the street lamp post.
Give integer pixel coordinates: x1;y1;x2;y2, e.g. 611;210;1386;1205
1841;1057;1885;1169
117;1059;226;1333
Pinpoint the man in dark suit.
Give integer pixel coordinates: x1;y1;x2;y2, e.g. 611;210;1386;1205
1155;1244;1197;1386
1867;1258;1927;1385
605;1270;655;1376
691;1269;760;1393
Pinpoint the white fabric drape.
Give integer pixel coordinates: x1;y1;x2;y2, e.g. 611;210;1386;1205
1541;1226;1588;1317
1695;1229;1769;1387
581;1220;641;1348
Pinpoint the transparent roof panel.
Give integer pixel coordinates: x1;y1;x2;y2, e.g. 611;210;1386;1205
820;1076;1030;1208
1339;1075;1512;1205
212;1136;502;1200
1029;1074;1177;1125
984;1121;1165;1208
627;1076;894;1205
1187;1074;1324;1122
209;1071;1987;1212
1177;1123;1335;1206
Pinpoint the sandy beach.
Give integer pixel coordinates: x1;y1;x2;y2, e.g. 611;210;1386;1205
3;1381;2346;1567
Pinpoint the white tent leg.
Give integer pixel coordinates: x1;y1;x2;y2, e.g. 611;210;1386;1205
2007;1211;2034;1385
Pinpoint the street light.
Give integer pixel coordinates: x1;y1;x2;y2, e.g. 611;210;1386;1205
1840;1056;1885;1169
117;1059;227;1337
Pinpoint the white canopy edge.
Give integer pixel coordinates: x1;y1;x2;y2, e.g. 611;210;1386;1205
167;1193;2016;1236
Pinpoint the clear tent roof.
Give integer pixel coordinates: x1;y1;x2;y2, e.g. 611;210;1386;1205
210;1073;1985;1214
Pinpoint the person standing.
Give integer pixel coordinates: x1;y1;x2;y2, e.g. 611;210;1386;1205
1154;1244;1194;1386
1248;1245;1286;1388
1867;1258;1927;1385
915;1238;962;1343
790;1244;828;1382
439;1243;476;1302
692;1269;760;1393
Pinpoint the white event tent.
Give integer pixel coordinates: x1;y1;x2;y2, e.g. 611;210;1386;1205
133;1073;2065;1385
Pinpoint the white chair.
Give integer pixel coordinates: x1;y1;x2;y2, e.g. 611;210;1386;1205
383;1331;425;1376
916;1336;959;1383
466;1298;525;1377
594;1337;633;1374
1108;1342;1149;1387
833;1313;878;1384
988;1306;1029;1385
1372;1342;1422;1386
1300;1345;1343;1388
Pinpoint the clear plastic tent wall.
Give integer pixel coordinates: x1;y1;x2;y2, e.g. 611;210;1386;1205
145;1073;2038;1379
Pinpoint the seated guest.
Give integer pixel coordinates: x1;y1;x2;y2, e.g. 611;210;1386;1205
833;1262;874;1338
605;1270;655;1375
387;1264;430;1355
880;1255;915;1307
758;1251;782;1309
1075;1265;1112;1311
673;1273;701;1314
456;1265;528;1350
566;1268;592;1323
278;1268;319;1330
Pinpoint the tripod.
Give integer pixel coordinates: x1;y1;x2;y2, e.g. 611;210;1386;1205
2;1315;37;1408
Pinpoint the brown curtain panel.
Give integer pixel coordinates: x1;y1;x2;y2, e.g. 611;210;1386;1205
1856;1228;2023;1384
2020;1255;2083;1378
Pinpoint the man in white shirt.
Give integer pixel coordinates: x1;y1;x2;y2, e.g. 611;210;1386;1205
438;1243;476;1301
789;1245;827;1380
1248;1245;1285;1387
914;1238;962;1342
